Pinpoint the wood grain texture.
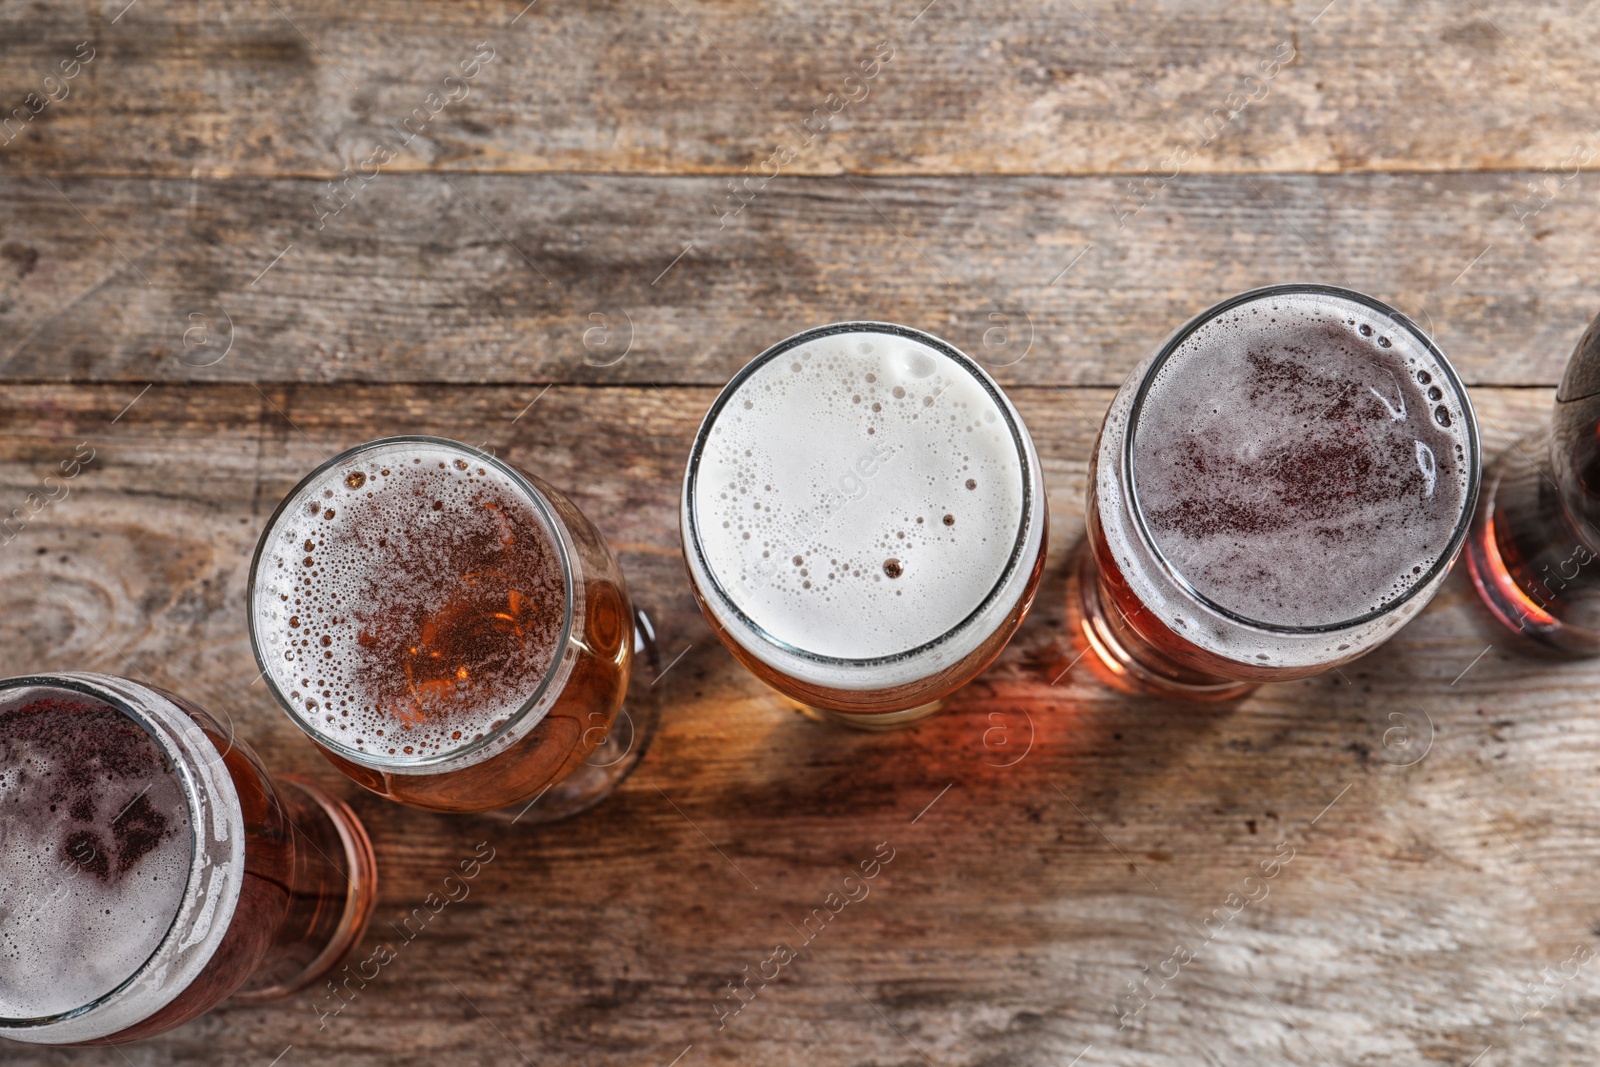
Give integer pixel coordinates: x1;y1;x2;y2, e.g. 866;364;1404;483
3;383;1599;1067
5;0;1600;1060
0;1;1597;178
0;171;1594;390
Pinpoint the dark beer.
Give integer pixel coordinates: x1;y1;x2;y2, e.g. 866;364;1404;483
250;437;638;814
1077;285;1479;697
1468;311;1600;652
0;674;375;1045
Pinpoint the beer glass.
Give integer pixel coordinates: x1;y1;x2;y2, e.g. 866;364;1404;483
248;436;655;816
1468;309;1600;652
0;673;376;1046
1074;284;1480;699
681;322;1048;728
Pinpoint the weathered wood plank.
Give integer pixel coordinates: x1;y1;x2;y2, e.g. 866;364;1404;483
2;382;1597;1066
0;1;1595;179
0;172;1592;389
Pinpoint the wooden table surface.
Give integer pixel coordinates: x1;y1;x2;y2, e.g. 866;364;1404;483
3;2;1599;1064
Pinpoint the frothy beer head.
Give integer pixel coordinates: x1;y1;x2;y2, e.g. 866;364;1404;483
251;439;571;768
686;323;1036;686
0;686;192;1021
1129;289;1473;629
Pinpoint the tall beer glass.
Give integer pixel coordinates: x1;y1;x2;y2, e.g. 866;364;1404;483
0;673;376;1046
1075;284;1480;699
248;436;652;816
681;322;1048;728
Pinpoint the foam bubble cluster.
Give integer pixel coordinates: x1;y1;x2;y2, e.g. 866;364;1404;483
0;688;191;1020
254;445;566;763
693;329;1026;661
1131;292;1472;628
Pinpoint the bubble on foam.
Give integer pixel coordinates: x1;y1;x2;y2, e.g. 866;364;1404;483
0;688;191;1020
254;445;566;763
1130;292;1473;628
692;329;1025;660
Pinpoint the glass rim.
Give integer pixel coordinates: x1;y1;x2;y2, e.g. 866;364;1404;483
684;320;1039;670
1123;282;1483;636
0;673;201;1029
245;435;577;771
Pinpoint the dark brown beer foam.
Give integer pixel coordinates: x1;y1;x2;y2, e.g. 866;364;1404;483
1131;299;1470;628
260;451;566;760
0;691;191;1019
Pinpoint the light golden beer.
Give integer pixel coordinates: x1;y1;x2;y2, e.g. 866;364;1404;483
249;436;643;815
682;322;1047;724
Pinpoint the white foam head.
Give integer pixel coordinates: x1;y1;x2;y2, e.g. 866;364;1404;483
249;437;578;774
0;684;192;1021
684;323;1044;691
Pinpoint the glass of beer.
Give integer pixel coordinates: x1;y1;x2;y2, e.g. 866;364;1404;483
681;322;1049;728
1074;284;1480;699
0;672;376;1046
1468;309;1600;653
248;436;653;816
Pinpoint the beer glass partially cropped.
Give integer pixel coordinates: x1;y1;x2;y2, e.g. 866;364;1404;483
682;322;1048;728
0;673;375;1046
1467;308;1600;653
248;436;653;816
1074;284;1480;699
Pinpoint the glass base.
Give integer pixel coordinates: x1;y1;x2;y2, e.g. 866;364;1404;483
498;607;662;825
1069;544;1256;702
230;776;378;1004
793;699;945;731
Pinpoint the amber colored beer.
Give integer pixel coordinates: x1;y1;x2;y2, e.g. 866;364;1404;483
0;673;375;1046
249;437;637;814
1074;285;1480;698
682;322;1048;725
1467;311;1600;652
